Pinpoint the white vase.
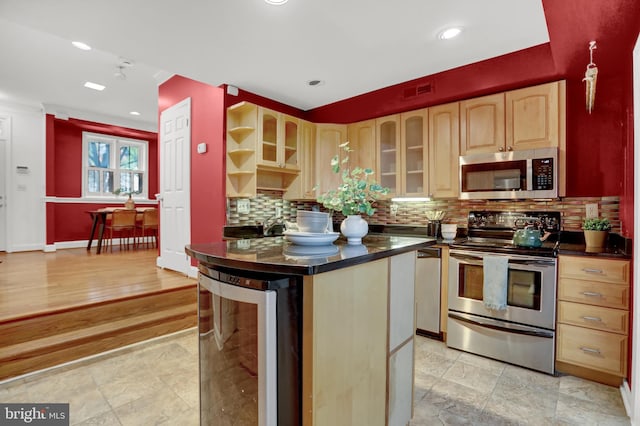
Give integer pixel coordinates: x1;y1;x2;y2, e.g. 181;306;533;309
340;215;368;245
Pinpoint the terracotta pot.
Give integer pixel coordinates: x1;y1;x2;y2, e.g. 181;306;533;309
583;230;608;248
124;195;136;210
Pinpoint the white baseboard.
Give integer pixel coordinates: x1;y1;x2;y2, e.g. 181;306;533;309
621;380;634;424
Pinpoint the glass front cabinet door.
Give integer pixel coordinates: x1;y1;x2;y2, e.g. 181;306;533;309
257;107;300;171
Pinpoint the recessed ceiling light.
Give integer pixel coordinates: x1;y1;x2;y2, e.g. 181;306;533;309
307;79;325;87
84;81;105;91
72;41;91;51
265;0;288;5
438;27;462;40
130;111;141;116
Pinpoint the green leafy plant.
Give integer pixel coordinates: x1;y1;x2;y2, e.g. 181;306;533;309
583;217;612;231
113;188;139;197
316;142;389;216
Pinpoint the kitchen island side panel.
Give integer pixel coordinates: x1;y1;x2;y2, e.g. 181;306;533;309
302;258;388;426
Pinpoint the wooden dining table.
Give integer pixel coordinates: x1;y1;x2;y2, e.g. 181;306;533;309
86;207;156;254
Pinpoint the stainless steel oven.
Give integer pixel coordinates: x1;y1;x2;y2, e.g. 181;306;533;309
446;210;560;375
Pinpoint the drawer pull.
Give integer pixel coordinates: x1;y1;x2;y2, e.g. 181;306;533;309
581;268;604;274
581;291;603;298
581;316;602;322
579;346;602;355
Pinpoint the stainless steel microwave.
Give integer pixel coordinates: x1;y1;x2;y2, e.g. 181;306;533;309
459;148;558;200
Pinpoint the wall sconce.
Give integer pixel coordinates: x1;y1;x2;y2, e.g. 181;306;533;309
583;40;598;114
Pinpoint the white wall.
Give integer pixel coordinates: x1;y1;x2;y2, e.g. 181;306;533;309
0;101;46;252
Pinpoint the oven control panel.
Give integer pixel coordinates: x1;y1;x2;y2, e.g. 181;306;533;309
467;211;561;233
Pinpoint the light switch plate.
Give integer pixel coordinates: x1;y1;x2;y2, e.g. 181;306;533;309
237;199;250;214
585;203;598;219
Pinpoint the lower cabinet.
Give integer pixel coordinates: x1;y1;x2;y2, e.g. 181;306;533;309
556;255;630;386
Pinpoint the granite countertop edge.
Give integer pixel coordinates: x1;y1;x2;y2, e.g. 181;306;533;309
186;235;435;276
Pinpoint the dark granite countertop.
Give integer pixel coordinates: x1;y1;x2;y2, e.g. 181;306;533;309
557;231;632;258
186;234;435;276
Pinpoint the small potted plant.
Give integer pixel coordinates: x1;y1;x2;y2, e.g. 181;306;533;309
582;217;611;248
113;188;138;210
317;142;389;244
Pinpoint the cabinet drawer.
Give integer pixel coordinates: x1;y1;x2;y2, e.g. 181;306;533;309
557;301;628;334
558;278;629;309
559;256;629;285
556;324;627;377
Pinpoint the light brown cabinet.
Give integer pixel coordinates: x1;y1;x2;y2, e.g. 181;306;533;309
295;120;317;200
226;102;302;198
315;123;348;195
556;255;630;385
428;102;460;198
401;110;429;196
376;115;401;197
460;93;504;155
257;108;300;171
460;81;565;156
347;119;377;172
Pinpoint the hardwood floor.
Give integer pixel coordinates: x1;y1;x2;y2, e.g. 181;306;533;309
0;247;197;380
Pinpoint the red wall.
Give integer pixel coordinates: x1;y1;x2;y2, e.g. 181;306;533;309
45;115;159;244
159;75;226;245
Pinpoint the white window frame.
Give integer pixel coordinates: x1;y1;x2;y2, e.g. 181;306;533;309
82;131;149;199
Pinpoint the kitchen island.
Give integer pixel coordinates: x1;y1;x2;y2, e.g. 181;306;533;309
186;235;433;426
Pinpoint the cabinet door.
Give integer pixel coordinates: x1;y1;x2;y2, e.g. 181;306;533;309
401;110;428;195
506;82;560;150
347;119;376;171
429;102;460;198
460;93;505;155
388;340;413;426
281;114;300;170
297;121;317;200
257;108;279;166
315;124;348;195
376;115;401;197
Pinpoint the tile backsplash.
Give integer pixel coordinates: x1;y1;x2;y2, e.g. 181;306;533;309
227;191;621;233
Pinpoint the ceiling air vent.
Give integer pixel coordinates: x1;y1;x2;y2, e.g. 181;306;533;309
402;82;433;99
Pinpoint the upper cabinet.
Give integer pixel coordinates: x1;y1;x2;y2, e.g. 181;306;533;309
429;102;460;198
376;115;401;197
401;110;429;196
460;93;505;155
296;121;317;200
347;119;377;172
460;81;566;156
226;102;303;198
315;124;348;196
506;81;565;151
257;108;300;171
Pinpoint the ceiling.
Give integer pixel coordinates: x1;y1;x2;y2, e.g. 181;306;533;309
0;0;549;131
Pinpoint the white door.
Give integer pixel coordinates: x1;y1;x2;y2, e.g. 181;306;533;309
158;98;191;275
0;117;8;252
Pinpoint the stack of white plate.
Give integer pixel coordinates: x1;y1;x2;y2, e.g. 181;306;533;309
283;230;339;246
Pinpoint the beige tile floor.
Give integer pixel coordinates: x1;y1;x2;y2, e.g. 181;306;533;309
0;330;631;425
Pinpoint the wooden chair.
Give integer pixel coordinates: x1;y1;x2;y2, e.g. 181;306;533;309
105;209;138;252
137;208;159;249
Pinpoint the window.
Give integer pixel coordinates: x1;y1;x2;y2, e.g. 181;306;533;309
82;132;148;198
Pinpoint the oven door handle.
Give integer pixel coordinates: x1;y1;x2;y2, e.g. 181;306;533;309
448;311;554;338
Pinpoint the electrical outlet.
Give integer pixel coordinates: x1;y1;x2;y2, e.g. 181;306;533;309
237;199;251;214
275;207;282;217
390;204;399;217
585;203;598;219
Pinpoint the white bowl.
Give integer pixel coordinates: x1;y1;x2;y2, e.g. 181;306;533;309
297;211;330;233
442;230;457;240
